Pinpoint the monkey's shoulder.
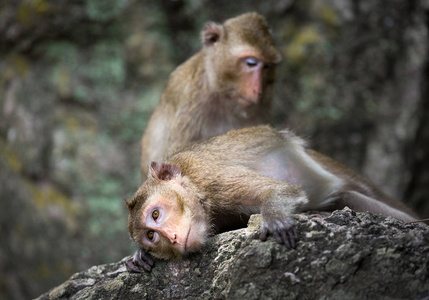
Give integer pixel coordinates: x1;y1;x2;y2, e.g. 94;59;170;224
163;52;206;104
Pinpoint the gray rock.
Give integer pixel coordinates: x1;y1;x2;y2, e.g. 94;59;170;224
36;208;429;300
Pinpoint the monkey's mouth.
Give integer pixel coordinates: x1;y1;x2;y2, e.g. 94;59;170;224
238;96;258;107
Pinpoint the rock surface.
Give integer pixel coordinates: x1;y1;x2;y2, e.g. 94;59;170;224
37;209;429;300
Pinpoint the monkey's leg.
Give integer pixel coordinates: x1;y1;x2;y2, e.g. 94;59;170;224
329;191;417;222
125;248;154;273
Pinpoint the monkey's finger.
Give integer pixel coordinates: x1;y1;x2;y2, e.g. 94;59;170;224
273;231;283;245
133;257;153;272
260;228;269;241
289;226;298;249
125;258;145;273
289;236;296;249
280;230;291;248
140;261;153;272
138;249;155;267
287;232;295;249
134;251;154;272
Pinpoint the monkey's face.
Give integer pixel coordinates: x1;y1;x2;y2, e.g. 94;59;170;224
138;190;208;260
126;162;210;260
203;13;280;110
235;53;277;108
207;43;278;109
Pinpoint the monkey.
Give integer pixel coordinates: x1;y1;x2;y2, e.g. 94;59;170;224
125;126;418;272
140;12;281;181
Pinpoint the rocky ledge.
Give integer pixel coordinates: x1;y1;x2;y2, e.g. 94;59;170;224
37;208;429;300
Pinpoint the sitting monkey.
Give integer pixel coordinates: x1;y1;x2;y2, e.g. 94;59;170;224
140;12;281;181
126;126;418;272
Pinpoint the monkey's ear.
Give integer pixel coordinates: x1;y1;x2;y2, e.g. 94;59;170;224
202;22;223;47
125;197;137;211
150;162;181;181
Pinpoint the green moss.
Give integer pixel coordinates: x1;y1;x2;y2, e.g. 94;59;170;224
0;54;30;82
74;85;90;101
43;42;79;98
87;195;125;236
320;5;340;28
42;40;126;102
12;54;30;76
43;42;79;65
284;25;323;64
0;142;23;172
115;87;161;143
85;0;128;22
62;114;97;134
17;0;50;27
29;183;80;231
51;66;71;98
86;41;126;86
295;75;343;121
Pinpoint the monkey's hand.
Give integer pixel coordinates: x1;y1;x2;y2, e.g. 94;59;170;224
125;248;154;273
260;214;298;248
259;189;306;248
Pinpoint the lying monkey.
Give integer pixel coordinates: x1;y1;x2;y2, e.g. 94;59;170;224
125;126;418;272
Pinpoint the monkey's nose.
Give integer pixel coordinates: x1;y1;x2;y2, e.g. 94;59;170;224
169;234;177;244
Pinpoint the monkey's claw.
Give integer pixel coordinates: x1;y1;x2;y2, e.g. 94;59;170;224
260;220;298;248
125;248;154;273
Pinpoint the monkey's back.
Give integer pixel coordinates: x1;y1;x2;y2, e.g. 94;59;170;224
167;125;418;219
169;125;284;165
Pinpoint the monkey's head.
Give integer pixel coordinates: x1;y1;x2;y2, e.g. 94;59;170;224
126;162;210;260
201;12;281;109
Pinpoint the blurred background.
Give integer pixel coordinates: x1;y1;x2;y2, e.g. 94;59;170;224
0;0;428;299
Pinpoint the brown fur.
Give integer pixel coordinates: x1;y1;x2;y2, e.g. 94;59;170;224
308;150;417;218
126;126;418;272
140;13;281;180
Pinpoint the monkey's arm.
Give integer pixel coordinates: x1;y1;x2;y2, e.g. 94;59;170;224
209;171;309;247
258;183;308;248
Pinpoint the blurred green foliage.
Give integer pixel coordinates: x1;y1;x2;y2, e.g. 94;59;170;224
85;0;128;22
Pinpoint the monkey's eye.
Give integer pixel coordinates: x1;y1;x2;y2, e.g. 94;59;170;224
245;57;260;67
147;230;155;241
152;209;159;220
